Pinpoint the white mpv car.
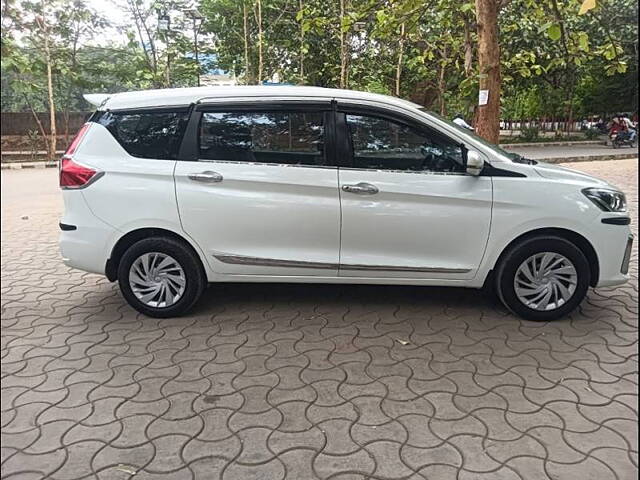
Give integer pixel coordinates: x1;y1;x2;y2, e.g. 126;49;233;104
59;86;633;321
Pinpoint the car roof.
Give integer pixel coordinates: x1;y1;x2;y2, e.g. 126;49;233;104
88;85;424;113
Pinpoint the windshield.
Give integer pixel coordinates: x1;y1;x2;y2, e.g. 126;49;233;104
418;108;517;162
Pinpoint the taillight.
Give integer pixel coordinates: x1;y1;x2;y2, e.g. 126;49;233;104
59;123;101;189
64;123;91;156
60;158;99;189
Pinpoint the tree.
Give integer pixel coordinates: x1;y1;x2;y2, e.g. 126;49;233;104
2;0;637;149
475;0;503;142
499;0;635;129
36;2;57;160
2;0;111;155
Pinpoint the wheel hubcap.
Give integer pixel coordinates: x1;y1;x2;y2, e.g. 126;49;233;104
514;252;578;311
129;252;186;308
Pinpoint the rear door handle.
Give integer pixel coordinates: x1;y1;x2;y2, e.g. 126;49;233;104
342;182;379;195
188;171;223;183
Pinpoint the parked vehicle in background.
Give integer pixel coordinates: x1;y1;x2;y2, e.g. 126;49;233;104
59;86;633;321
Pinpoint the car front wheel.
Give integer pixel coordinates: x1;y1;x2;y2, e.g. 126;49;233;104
117;237;206;318
495;236;591;321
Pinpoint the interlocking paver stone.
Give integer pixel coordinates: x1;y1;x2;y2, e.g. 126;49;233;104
1;159;638;479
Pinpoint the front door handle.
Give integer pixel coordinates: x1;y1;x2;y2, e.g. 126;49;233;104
342;182;379;195
188;171;223;183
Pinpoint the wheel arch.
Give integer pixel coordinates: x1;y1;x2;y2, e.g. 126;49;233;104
105;227;207;282
490;227;600;287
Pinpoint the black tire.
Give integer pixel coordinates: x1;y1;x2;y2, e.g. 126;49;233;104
117;236;206;318
495;235;591;321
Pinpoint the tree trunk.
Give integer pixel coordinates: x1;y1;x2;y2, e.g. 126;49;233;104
438;45;448;116
129;0;156;77
243;3;251;84
256;0;263;83
565;72;576;132
395;23;405;97
475;0;501;143
66;36;78;144
463;14;473;76
339;0;348;88
165;36;171;87
40;3;56;160
24;95;50;155
64;111;70;145
299;0;305;83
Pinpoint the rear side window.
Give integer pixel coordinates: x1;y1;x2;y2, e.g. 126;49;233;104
199;111;325;166
93;109;189;160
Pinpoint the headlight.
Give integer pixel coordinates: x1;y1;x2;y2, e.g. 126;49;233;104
582;187;627;212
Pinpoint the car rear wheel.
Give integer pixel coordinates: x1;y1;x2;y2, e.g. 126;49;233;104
117;237;205;318
495;235;591;321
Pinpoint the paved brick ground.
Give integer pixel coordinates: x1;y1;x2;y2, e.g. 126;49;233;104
1;160;637;480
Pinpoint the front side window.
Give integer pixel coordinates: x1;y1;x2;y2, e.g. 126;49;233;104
199;111;325;166
346;114;465;173
94;109;189;160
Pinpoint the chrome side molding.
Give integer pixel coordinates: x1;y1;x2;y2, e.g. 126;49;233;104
214;254;338;270
213;253;470;274
339;264;470;274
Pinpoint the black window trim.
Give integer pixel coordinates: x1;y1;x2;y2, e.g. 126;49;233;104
91;105;193;161
178;106;201;161
181;102;336;167
101;105;192;114
337;105;468;173
176;101;526;177
195;100;333;113
90;106;193;123
335;103;526;177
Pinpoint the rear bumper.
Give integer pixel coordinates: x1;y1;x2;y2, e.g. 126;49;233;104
59;191;118;275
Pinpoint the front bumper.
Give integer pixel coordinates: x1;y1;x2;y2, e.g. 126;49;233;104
621;235;634;275
593;221;634;288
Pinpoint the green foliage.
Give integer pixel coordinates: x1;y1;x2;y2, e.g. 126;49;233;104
584;127;601;139
1;0;637;121
519;126;541;141
1;0;206;112
26;130;41;161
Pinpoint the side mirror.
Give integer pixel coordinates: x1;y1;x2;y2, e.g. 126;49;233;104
466;150;485;176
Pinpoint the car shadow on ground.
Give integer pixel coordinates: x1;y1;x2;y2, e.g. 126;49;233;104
64;276;610;327
190;282;512;320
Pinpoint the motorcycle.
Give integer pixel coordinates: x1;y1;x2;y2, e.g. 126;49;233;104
610;129;637;148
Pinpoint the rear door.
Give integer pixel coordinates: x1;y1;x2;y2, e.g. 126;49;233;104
174;102;341;277
336;106;493;280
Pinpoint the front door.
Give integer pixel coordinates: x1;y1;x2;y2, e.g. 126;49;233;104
336;109;493;280
175;105;341;276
